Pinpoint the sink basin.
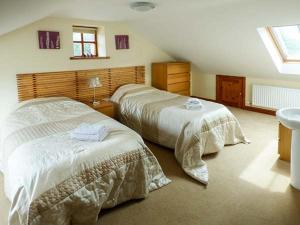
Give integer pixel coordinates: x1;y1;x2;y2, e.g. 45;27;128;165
277;107;300;190
276;107;300;130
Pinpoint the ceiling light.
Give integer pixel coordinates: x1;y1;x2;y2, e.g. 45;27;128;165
130;2;156;12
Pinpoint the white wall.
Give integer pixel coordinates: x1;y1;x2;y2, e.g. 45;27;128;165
191;73;300;106
191;72;216;100
0;17;172;122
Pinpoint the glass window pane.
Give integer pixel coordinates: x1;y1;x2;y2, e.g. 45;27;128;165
273;26;300;60
83;33;95;42
73;43;82;56
84;43;96;56
73;32;81;41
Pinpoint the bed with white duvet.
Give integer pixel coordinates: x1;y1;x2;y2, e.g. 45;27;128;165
111;84;248;185
0;97;170;225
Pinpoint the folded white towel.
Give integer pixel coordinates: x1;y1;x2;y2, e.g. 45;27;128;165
73;123;106;135
70;132;108;142
70;123;109;142
185;104;202;110
186;98;202;105
185;98;203;110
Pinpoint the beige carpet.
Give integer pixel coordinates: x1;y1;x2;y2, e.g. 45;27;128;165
1;107;300;225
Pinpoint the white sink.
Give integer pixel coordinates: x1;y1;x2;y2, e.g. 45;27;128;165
277;108;300;130
277;107;300;190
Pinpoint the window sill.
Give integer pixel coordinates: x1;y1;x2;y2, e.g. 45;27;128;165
70;56;110;60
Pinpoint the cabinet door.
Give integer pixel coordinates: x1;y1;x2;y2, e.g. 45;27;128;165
216;75;245;108
278;123;291;162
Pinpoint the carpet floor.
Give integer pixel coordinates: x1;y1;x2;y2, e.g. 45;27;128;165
1;107;300;225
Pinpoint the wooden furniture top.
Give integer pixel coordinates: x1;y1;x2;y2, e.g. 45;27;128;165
85;100;113;109
152;61;190;65
152;62;190;75
17;65;145;102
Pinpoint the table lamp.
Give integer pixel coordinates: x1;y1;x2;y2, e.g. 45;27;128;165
89;76;102;105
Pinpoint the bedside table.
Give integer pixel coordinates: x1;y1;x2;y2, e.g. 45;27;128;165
88;101;116;118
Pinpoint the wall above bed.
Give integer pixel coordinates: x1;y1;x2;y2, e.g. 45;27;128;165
0;17;173;123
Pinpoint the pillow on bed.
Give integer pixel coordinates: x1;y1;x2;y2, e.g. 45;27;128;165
111;84;150;102
12;96;72;111
0;97;73;166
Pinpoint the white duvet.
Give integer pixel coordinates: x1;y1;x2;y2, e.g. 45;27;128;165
0;97;170;225
111;84;248;184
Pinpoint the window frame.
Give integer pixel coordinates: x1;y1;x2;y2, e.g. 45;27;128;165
267;26;300;63
72;25;98;58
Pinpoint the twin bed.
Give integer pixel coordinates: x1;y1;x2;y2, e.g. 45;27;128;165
0;68;247;225
111;84;247;183
1;97;170;225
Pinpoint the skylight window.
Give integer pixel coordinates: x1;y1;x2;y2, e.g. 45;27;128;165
268;25;300;62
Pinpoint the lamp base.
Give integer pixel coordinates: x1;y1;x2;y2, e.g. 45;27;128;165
92;101;100;106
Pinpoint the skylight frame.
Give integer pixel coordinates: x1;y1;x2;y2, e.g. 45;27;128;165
267;26;300;63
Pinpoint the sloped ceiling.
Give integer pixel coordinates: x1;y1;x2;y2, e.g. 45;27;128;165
1;0;300;78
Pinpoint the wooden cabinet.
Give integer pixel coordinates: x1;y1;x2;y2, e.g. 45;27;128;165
152;62;190;96
278;123;291;162
216;75;245;108
87;101;116;118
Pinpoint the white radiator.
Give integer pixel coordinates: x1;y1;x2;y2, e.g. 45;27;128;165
252;84;300;109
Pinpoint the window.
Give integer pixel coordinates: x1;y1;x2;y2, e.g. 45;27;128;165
258;26;300;75
268;25;300;62
72;26;98;58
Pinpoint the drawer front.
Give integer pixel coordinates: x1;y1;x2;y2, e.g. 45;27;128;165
98;106;115;118
167;82;190;93
167;73;190;85
176;90;190;96
167;63;190;74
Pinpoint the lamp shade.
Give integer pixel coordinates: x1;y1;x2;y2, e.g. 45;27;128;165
89;77;102;88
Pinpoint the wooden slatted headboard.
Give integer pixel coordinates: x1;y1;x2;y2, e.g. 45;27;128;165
17;65;145;102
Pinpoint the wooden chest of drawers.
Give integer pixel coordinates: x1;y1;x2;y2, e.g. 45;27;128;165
151;62;190;96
